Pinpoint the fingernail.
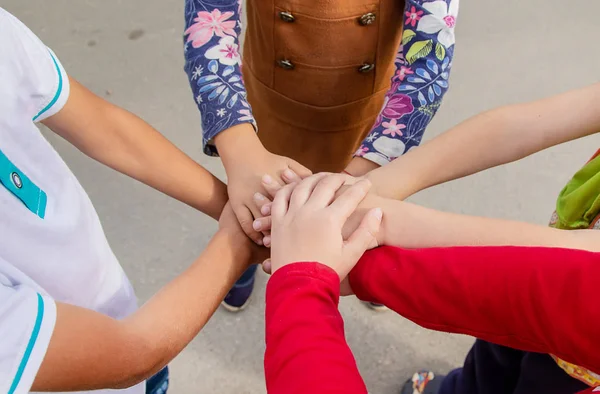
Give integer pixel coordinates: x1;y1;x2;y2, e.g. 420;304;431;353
261;205;271;215
253;220;261;231
373;208;383;221
264;236;271;246
283;169;295;179
262;175;272;184
256;238;263;246
254;192;264;201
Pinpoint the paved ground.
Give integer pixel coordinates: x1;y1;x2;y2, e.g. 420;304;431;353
5;1;600;393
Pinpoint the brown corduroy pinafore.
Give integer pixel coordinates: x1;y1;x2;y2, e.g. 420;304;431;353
242;0;405;173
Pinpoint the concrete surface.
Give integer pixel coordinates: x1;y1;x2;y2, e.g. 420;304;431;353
4;1;600;393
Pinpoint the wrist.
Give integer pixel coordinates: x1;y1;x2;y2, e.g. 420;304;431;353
344;157;380;177
218;225;251;248
205;182;228;221
216;227;255;268
214;124;265;168
365;156;427;200
364;166;408;200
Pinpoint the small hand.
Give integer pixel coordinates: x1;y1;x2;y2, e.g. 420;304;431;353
227;149;311;245
269;173;382;281
219;201;270;266
252;172;379;247
216;124;311;245
256;179;386;296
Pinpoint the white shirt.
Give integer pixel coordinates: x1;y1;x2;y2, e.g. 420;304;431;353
0;8;143;394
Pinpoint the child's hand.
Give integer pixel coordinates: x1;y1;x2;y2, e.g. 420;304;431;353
252;172;385;248
269;173;382;280
219;201;270;266
216;125;311;245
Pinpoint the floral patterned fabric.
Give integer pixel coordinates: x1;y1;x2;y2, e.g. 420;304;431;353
184;0;458;163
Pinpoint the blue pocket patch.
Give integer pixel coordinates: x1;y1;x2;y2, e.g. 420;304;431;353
0;149;47;218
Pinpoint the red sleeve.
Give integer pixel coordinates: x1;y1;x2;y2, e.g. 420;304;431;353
349;246;600;375
265;262;367;394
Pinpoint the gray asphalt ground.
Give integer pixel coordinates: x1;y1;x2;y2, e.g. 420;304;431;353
4;1;600;393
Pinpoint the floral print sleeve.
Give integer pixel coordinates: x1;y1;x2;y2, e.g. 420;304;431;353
184;0;254;156
356;0;458;166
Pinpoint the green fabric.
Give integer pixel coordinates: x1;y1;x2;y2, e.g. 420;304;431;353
555;153;600;229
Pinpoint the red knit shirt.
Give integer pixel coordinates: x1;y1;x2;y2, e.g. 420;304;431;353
265;246;600;394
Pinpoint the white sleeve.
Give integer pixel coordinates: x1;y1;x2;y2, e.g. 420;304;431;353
0;7;70;122
0;283;56;394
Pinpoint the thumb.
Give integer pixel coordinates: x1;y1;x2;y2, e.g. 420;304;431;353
288;160;312;179
342;208;383;267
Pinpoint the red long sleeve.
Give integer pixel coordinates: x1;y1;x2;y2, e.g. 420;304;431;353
265;262;367;394
349;246;600;378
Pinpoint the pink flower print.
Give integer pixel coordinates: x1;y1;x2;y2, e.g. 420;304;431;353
381;119;406;137
417;0;459;48
355;145;369;157
395;66;414;82
205;36;241;66
405;6;424;27
382;93;414;119
184;9;237;48
443;14;456;28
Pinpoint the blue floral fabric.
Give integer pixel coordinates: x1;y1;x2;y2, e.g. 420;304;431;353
184;0;458;164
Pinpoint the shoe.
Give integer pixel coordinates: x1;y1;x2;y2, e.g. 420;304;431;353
364;301;388;311
400;371;445;394
146;366;169;394
221;271;255;312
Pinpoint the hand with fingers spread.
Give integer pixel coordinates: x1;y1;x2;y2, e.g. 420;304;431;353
269;173;382;280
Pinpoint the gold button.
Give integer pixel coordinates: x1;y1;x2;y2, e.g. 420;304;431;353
278;59;295;70
358;63;375;73
279;11;295;23
358;13;376;26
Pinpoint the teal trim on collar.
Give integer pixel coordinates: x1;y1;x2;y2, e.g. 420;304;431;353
32;50;62;122
0;149;47;218
8;293;45;394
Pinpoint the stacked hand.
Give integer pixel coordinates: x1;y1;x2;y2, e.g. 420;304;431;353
218;202;270;267
253;173;383;294
215;124;312;245
253;172;386;247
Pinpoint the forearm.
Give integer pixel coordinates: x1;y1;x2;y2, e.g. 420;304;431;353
343;194;598;252
378;197;598;251
349;245;600;374
99;106;227;219
265;263;367;394
44;79;228;220
367;83;600;200
123;229;251;376
214;123;264;169
33;229;252;391
367;109;509;199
